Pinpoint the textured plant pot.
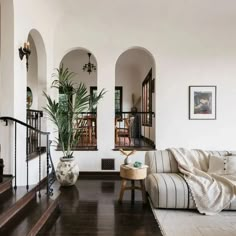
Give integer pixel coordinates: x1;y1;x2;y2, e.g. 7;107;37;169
56;157;79;186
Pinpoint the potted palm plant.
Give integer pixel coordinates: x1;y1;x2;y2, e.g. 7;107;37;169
43;65;105;186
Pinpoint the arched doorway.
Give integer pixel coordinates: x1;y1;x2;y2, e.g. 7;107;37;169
25;29;47;157
115;47;156;149
26;29;47;112
60;48;98;149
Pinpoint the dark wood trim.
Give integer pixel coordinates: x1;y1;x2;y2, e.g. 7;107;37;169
2;174;14;178
56;146;98;151
79;171;120;180
142;68;152;126
113;147;156;151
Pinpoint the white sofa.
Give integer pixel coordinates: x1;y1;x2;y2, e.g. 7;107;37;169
145;149;236;210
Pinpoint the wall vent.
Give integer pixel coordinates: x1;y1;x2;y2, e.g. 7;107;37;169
101;159;115;170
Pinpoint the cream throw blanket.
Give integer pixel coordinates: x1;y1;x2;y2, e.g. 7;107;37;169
168;148;236;215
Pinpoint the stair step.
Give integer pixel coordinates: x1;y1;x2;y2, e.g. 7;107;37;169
0;187;36;231
0;186;34;216
27;192;60;236
0;176;13;195
1;190;60;236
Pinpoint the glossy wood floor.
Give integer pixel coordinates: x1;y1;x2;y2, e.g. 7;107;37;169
40;179;162;236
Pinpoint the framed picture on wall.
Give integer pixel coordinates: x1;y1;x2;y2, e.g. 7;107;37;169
189;86;216;120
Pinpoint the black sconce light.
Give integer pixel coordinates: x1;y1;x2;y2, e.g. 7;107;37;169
82;53;96;74
19;42;31;71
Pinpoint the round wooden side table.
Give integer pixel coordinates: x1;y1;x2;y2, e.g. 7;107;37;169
119;164;147;204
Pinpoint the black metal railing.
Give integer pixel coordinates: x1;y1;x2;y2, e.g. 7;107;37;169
0;116;55;196
26;109;44;159
115;111;155;149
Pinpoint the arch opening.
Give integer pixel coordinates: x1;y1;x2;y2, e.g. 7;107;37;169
115;46;156;149
59;48;98;150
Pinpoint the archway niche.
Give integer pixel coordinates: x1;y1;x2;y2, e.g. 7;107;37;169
115;47;156;148
60;48;97;88
59;48;98;148
27;29;47;112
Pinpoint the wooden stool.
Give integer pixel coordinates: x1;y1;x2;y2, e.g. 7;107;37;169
119;164;147;204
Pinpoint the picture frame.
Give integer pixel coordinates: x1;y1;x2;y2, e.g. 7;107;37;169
189;86;216;120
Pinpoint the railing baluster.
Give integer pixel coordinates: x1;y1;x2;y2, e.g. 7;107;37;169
38;131;41;198
0;116;52;194
14;122;17;190
38;112;41;197
26;127;29;190
46;135;50;195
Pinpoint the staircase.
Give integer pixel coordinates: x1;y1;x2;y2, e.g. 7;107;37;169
0;175;60;236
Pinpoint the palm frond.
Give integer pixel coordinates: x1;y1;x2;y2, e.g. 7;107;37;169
43;65;105;157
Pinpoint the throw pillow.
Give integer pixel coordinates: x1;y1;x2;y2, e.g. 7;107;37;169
207;155;236;175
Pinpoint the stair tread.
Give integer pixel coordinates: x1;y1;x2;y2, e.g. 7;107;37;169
1;190;57;236
0;176;13;195
0;176;13;184
0;186;34;216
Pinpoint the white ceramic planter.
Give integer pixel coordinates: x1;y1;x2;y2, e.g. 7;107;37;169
56;157;79;186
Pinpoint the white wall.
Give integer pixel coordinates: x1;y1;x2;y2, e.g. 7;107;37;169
0;0;14;174
115;67;139;111
27;34;38;109
61;49;97;89
2;0;236;175
52;0;236;170
0;0;59;184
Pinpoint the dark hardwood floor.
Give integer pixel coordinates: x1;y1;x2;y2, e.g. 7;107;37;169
40;179;162;236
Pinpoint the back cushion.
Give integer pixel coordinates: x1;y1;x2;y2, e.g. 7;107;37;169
145;150;179;174
145;150;231;174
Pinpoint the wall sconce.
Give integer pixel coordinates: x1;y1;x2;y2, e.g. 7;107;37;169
19;42;31;71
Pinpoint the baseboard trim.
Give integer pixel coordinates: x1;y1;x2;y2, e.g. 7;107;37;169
79;171;120;180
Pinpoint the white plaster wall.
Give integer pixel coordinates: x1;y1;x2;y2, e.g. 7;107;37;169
28;153;47;186
2;0;236;175
115;67;140;111
51;0;236;171
0;0;14;174
2;0;61;184
61;49;97;89
27;34;38;109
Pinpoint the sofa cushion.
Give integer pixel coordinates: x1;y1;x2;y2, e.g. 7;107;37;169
145;150;230;174
145;150;179;174
208;155;236;175
146;173;196;209
146;172;236;210
145;150;236;210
